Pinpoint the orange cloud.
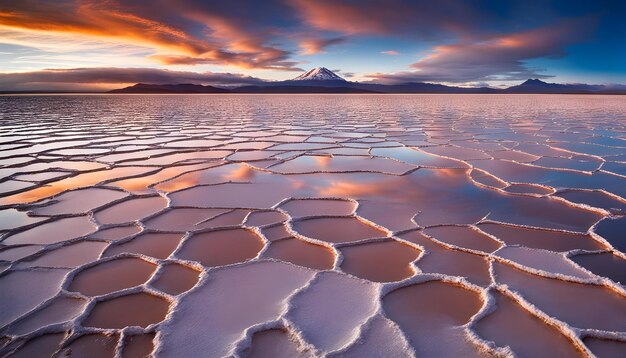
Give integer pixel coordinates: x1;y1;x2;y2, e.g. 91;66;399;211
289;0;394;34
288;0;477;37
172;10;300;70
0;0;300;70
381;50;399;55
0;2;207;55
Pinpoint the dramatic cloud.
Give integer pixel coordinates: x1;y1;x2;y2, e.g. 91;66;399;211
0;1;207;55
367;22;589;83
0;0;301;70
0;67;266;90
299;37;345;55
163;1;302;70
289;0;483;37
0;0;617;87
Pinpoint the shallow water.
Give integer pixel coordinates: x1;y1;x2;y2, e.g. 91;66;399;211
0;94;625;357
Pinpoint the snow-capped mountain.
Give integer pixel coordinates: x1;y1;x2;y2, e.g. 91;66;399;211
291;67;346;81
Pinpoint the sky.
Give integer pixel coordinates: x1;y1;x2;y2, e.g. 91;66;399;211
1;0;625;91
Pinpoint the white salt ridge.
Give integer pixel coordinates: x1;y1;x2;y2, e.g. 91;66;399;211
382;278;490;357
30;187;128;216
7;296;87;336
0;269;69;328
168;182;295;209
550;193;614;217
15;241;108;269
493;261;626;332
3;216;97;245
357;201;421;233
494;246;594;280
421;224;503;255
589;219;626;261
481;232;626;295
487;284;595;357
327;315;416;357
370;146;470;169
277;197;357;218
156;261;315;357
479;217;592;235
285;271;379;354
0;208;46;230
0;245;42;261
555;188;626;217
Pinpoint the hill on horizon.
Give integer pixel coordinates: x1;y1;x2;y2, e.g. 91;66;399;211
107;68;626;94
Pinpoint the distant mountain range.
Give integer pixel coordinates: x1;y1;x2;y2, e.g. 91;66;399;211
109;67;626;94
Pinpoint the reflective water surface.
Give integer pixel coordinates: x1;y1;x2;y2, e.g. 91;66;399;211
0;94;625;357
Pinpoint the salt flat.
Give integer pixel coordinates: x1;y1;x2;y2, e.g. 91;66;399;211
0;94;625;357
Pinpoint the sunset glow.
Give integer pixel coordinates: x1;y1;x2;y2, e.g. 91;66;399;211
1;0;624;90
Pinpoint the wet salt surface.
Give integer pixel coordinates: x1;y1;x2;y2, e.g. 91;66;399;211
0;94;625;357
